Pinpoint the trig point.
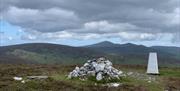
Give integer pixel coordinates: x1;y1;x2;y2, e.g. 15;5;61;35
147;52;159;75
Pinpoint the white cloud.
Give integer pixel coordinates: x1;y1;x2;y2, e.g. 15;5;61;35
167;8;180;25
85;21;137;33
44;31;73;39
71;20;139;34
21;34;37;40
4;6;80;32
1;0;180;45
19;20;177;42
172;32;180;43
118;32;156;41
8;36;13;40
21;31;73;40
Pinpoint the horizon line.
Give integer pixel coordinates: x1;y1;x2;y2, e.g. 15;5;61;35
1;41;180;48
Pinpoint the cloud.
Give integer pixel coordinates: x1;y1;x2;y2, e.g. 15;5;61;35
3;6;80;32
20;28;158;42
166;8;180;26
69;20;140;34
1;0;180;44
83;21;138;34
172;32;180;43
118;32;156;41
0;32;13;41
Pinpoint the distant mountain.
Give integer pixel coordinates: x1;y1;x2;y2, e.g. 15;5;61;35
0;43;104;64
85;41;157;55
84;41;180;66
86;41;119;47
152;46;180;56
0;42;179;67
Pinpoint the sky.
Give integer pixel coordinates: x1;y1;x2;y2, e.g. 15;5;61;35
0;0;180;47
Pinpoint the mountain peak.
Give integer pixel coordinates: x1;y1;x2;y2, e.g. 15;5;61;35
85;41;117;47
123;43;136;46
98;41;114;45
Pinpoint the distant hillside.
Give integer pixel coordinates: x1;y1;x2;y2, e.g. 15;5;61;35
84;41;180;67
152;46;180;57
0;42;179;67
0;43;104;64
86;41;120;47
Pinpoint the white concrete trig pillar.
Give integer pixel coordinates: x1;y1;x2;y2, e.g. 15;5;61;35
147;52;159;74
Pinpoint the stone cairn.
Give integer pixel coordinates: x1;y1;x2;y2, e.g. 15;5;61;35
68;57;123;81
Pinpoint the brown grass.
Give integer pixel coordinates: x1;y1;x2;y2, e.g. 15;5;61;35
0;64;179;91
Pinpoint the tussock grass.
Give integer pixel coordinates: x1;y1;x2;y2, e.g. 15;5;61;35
0;64;179;91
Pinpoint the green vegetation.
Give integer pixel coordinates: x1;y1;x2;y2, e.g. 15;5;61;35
9;49;87;64
0;64;179;91
160;68;180;77
0;43;179;67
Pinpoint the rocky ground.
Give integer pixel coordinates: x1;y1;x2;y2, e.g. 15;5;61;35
0;64;180;91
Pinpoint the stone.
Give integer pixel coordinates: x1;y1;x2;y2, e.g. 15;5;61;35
148;80;151;83
27;76;48;79
92;62;97;68
107;83;120;87
96;72;103;81
21;80;25;83
68;57;123;81
105;60;112;66
97;57;105;63
95;63;105;72
84;63;89;66
117;71;123;75
13;77;22;81
75;66;80;71
87;71;96;76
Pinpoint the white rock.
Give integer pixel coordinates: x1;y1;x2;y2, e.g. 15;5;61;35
105;60;112;66
118;71;123;75
21;80;25;83
75;66;80;71
87;60;91;63
112;83;120;87
68;57;123;81
95;63;105;72
68;69;79;78
92;62;97;67
13;77;22;81
84;63;89;66
27;76;48;79
96;72;103;81
107;83;120;87
97;57;105;63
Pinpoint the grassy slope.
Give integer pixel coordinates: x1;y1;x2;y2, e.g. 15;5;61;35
0;43;104;64
1;43;179;67
0;64;179;91
8;49;87;64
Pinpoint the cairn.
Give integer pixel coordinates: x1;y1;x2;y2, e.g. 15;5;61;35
68;57;123;81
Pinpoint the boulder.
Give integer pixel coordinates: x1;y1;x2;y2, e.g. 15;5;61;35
95;63;105;72
96;72;103;81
